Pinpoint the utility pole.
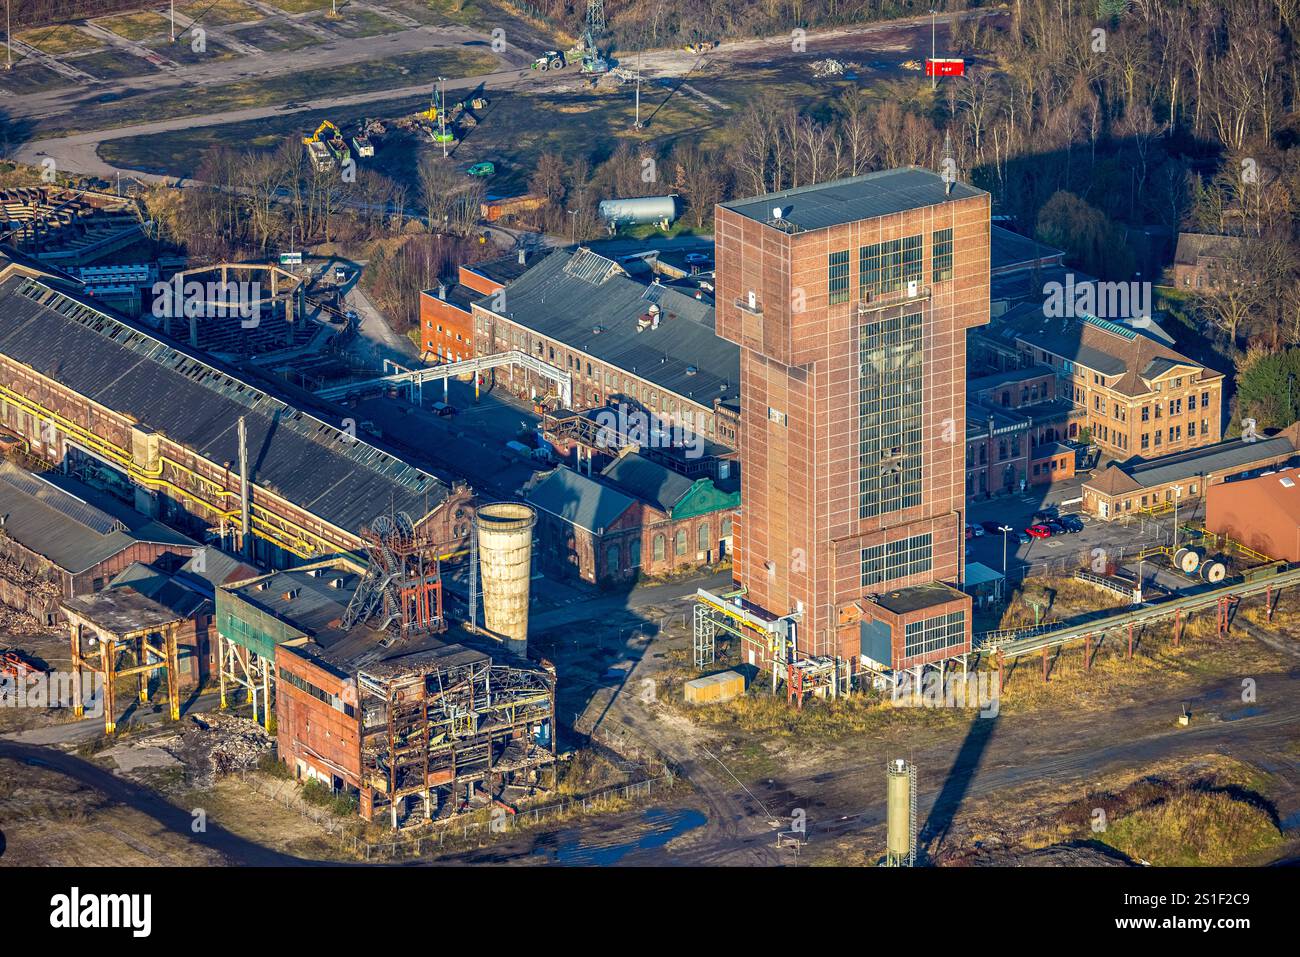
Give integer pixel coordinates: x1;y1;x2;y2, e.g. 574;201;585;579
633;47;642;128
930;8;937;92
170;0;176;43
999;525;1014;575
437;76;447;158
567;209;577;245
6;1;12;70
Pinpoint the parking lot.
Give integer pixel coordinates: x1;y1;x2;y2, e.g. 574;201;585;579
964;479;1185;583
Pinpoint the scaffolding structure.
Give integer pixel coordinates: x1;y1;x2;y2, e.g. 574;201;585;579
63;592;185;735
357;650;557;828
343;512;446;642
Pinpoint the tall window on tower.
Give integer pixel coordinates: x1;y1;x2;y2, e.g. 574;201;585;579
932;228;953;282
828;249;850;305
859;235;923;299
860;310;924;518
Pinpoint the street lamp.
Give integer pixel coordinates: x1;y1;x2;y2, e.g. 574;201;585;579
1172;485;1182;551
998;525;1014;575
567;209;577;245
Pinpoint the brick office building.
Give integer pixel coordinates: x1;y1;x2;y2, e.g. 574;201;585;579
1007;307;1225;458
714;169;990;674
419;250;549;362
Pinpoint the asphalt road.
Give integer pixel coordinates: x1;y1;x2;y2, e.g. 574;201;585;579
8;9;1001;182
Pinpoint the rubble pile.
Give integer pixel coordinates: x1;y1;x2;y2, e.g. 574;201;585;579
180;713;273;786
810;58;846;77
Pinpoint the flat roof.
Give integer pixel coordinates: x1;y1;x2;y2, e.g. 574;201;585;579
872;581;966;616
63;588;185;634
719;168;984;232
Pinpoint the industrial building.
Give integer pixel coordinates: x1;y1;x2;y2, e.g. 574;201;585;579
708;167;990;691
1082;424;1300;519
0;251;472;568
1206;465;1300;563
980;305;1225;459
217;543;556;826
524;449;739;584
471;246;740;447
420;249;550;363
0;460;201;623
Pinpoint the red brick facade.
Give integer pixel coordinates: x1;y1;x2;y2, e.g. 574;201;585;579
715;173;990;668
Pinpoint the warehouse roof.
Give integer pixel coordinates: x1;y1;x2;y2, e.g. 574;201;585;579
990;226;1064;274
0;462;195;574
0;274;452;536
524;467;639;533
476;247;739;410
1086;429;1300;496
601;451;696;514
719;168;984;232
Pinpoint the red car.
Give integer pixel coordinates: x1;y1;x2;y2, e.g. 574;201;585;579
1025;524;1052;539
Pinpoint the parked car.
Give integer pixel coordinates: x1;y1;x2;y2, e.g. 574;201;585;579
965;525;974;541
980;520;1009;536
431;401;456;417
1042;519;1069;535
971;523;985;537
1032;507;1060;523
1016;530;1033;545
1058;514;1085;532
1025;524;1053;539
467;161;495;177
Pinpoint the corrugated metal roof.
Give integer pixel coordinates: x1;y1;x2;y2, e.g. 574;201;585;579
0;466;195;573
1123;434;1299;489
0;276;450;537
720;168;984;232
479;249;739;408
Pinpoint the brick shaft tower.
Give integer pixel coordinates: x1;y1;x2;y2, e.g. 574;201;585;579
714;169;990;675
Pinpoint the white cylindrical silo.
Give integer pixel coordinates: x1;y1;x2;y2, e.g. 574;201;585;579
475;502;536;656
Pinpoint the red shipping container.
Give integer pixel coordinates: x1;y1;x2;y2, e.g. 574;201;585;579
925;58;965;77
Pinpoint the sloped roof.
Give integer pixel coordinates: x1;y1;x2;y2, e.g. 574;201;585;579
1174;232;1246;265
0;274;451;536
0;463;195;574
1087;431;1300;496
601;452;695;514
524;467;639;533
476;247;738;409
1014;313;1220;397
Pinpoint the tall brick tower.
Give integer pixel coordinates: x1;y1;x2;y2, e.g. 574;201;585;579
714;169;990;678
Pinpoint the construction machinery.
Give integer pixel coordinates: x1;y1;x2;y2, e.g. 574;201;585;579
532;50;566;71
303;120;349;172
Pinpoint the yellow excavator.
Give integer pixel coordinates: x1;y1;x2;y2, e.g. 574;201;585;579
302;119;344;146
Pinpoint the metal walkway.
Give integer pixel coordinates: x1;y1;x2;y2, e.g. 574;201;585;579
314;350;572;405
994;562;1300;662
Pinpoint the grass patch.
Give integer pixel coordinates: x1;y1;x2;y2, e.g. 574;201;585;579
17;25;99;56
96;11;170;41
0;63;74;95
180;0;263;25
40;48;495;142
320;9;402;38
1100;789;1282;866
76;47;162;81
268;0;332;13
234;22;321;53
148;36;234;64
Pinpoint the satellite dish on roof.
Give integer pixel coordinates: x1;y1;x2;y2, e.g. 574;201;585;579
772;206;784;220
